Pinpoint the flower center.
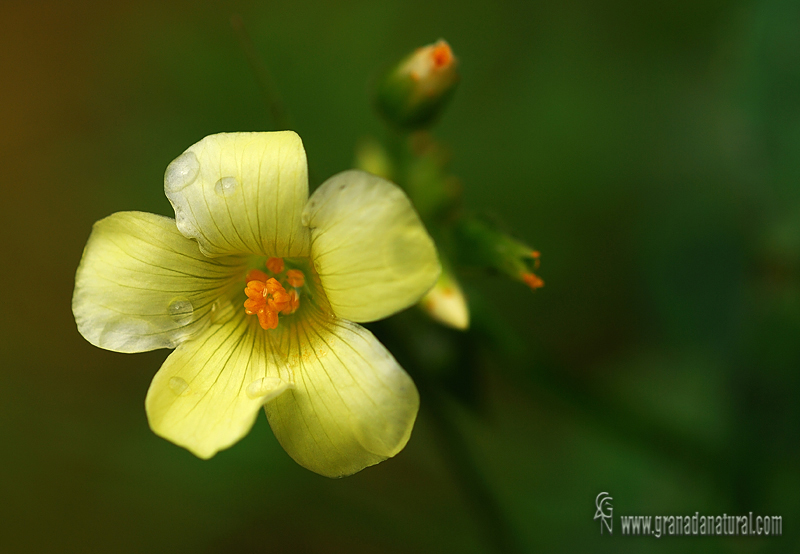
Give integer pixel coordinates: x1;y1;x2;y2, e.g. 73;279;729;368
244;257;303;330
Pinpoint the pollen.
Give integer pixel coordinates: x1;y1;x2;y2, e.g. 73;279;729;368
286;269;305;288
244;276;292;330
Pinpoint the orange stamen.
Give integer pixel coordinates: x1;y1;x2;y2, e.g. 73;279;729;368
286;269;305;288
268;291;290;312
266;257;284;274
281;289;300;315
246;268;269;283
257;308;278;330
245;280;265;298
522;272;545;290
244;276;293;329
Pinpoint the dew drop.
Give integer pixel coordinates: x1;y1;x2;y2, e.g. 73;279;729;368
167;297;194;325
301;212;311;226
173;205;196;234
245;377;290;400
168;376;191;396
164;152;200;192
214;176;238;197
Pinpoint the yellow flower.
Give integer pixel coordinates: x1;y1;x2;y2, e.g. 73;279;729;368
72;132;440;477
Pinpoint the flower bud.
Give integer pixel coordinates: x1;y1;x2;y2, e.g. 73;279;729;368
419;266;470;330
454;217;544;291
376;39;459;130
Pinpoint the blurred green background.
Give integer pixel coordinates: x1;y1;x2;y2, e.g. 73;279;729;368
2;0;798;552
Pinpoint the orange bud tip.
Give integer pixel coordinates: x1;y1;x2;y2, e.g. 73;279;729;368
266;257;285;274
522;272;545;290
431;41;453;69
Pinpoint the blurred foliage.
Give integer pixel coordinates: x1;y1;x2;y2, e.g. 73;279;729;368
1;0;799;553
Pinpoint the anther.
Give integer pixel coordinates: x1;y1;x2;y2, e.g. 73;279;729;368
257;308;278;330
244;276;293;329
286;269;305;288
246;269;269;283
245;280;266;298
282;289;300;315
266;257;284;274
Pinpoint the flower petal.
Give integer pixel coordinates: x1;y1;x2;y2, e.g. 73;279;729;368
145;312;294;459
302;170;440;322
265;309;419;477
73;211;247;353
165;131;311;258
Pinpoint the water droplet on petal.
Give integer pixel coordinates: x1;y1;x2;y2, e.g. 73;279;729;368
173;205;197;236
98;318;158;351
214;176;238;197
164;151;200;192
168;376;191;396
245;377;291;400
167;297;194;325
300;212;311;226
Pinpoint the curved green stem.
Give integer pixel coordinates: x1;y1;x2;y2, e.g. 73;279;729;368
230;14;291;130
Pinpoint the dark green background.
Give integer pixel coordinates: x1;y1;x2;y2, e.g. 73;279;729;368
2;0;797;552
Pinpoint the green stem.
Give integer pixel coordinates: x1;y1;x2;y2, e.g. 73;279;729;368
372;318;525;554
230;14;291;130
419;376;527;554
